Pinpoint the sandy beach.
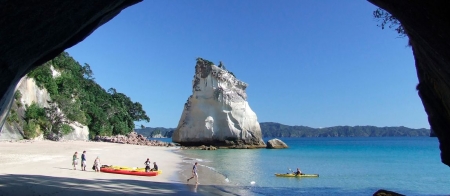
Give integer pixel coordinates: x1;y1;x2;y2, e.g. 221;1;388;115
0;140;236;196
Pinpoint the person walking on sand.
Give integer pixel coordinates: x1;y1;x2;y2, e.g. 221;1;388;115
94;157;101;172
144;158;151;172
81;151;87;171
72;152;79;170
187;162;199;184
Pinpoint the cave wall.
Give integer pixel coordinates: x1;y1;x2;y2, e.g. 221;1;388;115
368;0;450;167
0;0;142;132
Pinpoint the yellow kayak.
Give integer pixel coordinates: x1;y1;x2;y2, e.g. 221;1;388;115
275;173;319;177
110;165;162;174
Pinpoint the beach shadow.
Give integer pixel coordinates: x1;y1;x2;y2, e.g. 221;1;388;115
0;174;421;195
187;184;198;193
0;174;192;196
0;174;242;196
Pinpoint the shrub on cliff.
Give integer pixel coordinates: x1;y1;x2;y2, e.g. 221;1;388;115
23;102;48;139
25;52;150;139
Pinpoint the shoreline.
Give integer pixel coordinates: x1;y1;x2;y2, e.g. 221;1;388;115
174;149;257;195
0;140;237;196
175;150;231;186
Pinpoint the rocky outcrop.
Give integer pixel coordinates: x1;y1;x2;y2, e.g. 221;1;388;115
368;0;450;167
180;145;217;150
62;122;90;141
266;139;288;149
0;0;142;135
95;132;176;147
0;76;89;141
172;58;266;148
373;189;405;196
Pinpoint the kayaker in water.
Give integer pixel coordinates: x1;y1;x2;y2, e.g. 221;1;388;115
150;162;158;171
144;158;151;172
294;168;302;176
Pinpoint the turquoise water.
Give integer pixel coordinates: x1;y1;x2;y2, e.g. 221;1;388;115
148;138;173;143
179;137;450;195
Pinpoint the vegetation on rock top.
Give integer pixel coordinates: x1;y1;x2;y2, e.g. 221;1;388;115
8;52;150;139
196;57;235;77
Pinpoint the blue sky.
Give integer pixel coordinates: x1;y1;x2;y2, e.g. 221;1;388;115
66;0;428;129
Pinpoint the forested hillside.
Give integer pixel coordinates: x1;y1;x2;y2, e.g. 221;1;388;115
259;122;431;137
7;52;150;139
134;127;175;138
138;122;431;138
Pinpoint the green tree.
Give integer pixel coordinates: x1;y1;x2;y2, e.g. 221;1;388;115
23;103;49;139
6;110;19;124
82;63;95;80
26;51;151;139
27;64;58;95
14;91;23;107
45;101;74;139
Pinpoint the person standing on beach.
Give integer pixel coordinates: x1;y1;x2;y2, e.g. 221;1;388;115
187;162;199;184
72;152;78;170
144;158;151;172
81;151;87;171
94;157;101;172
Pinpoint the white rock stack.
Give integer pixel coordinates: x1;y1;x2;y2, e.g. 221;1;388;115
172;58;266;148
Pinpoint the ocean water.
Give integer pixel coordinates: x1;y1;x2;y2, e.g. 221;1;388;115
149;138;173;143
179;137;450;196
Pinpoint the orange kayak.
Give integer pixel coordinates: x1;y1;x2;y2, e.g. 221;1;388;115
100;167;158;176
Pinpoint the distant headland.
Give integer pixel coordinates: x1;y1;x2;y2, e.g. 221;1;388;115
136;122;431;138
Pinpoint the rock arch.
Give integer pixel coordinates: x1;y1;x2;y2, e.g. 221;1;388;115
1;0;450;167
0;0;142;131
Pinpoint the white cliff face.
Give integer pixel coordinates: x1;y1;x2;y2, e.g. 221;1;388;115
172;59;265;147
0;76;89;141
19;77;52;109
